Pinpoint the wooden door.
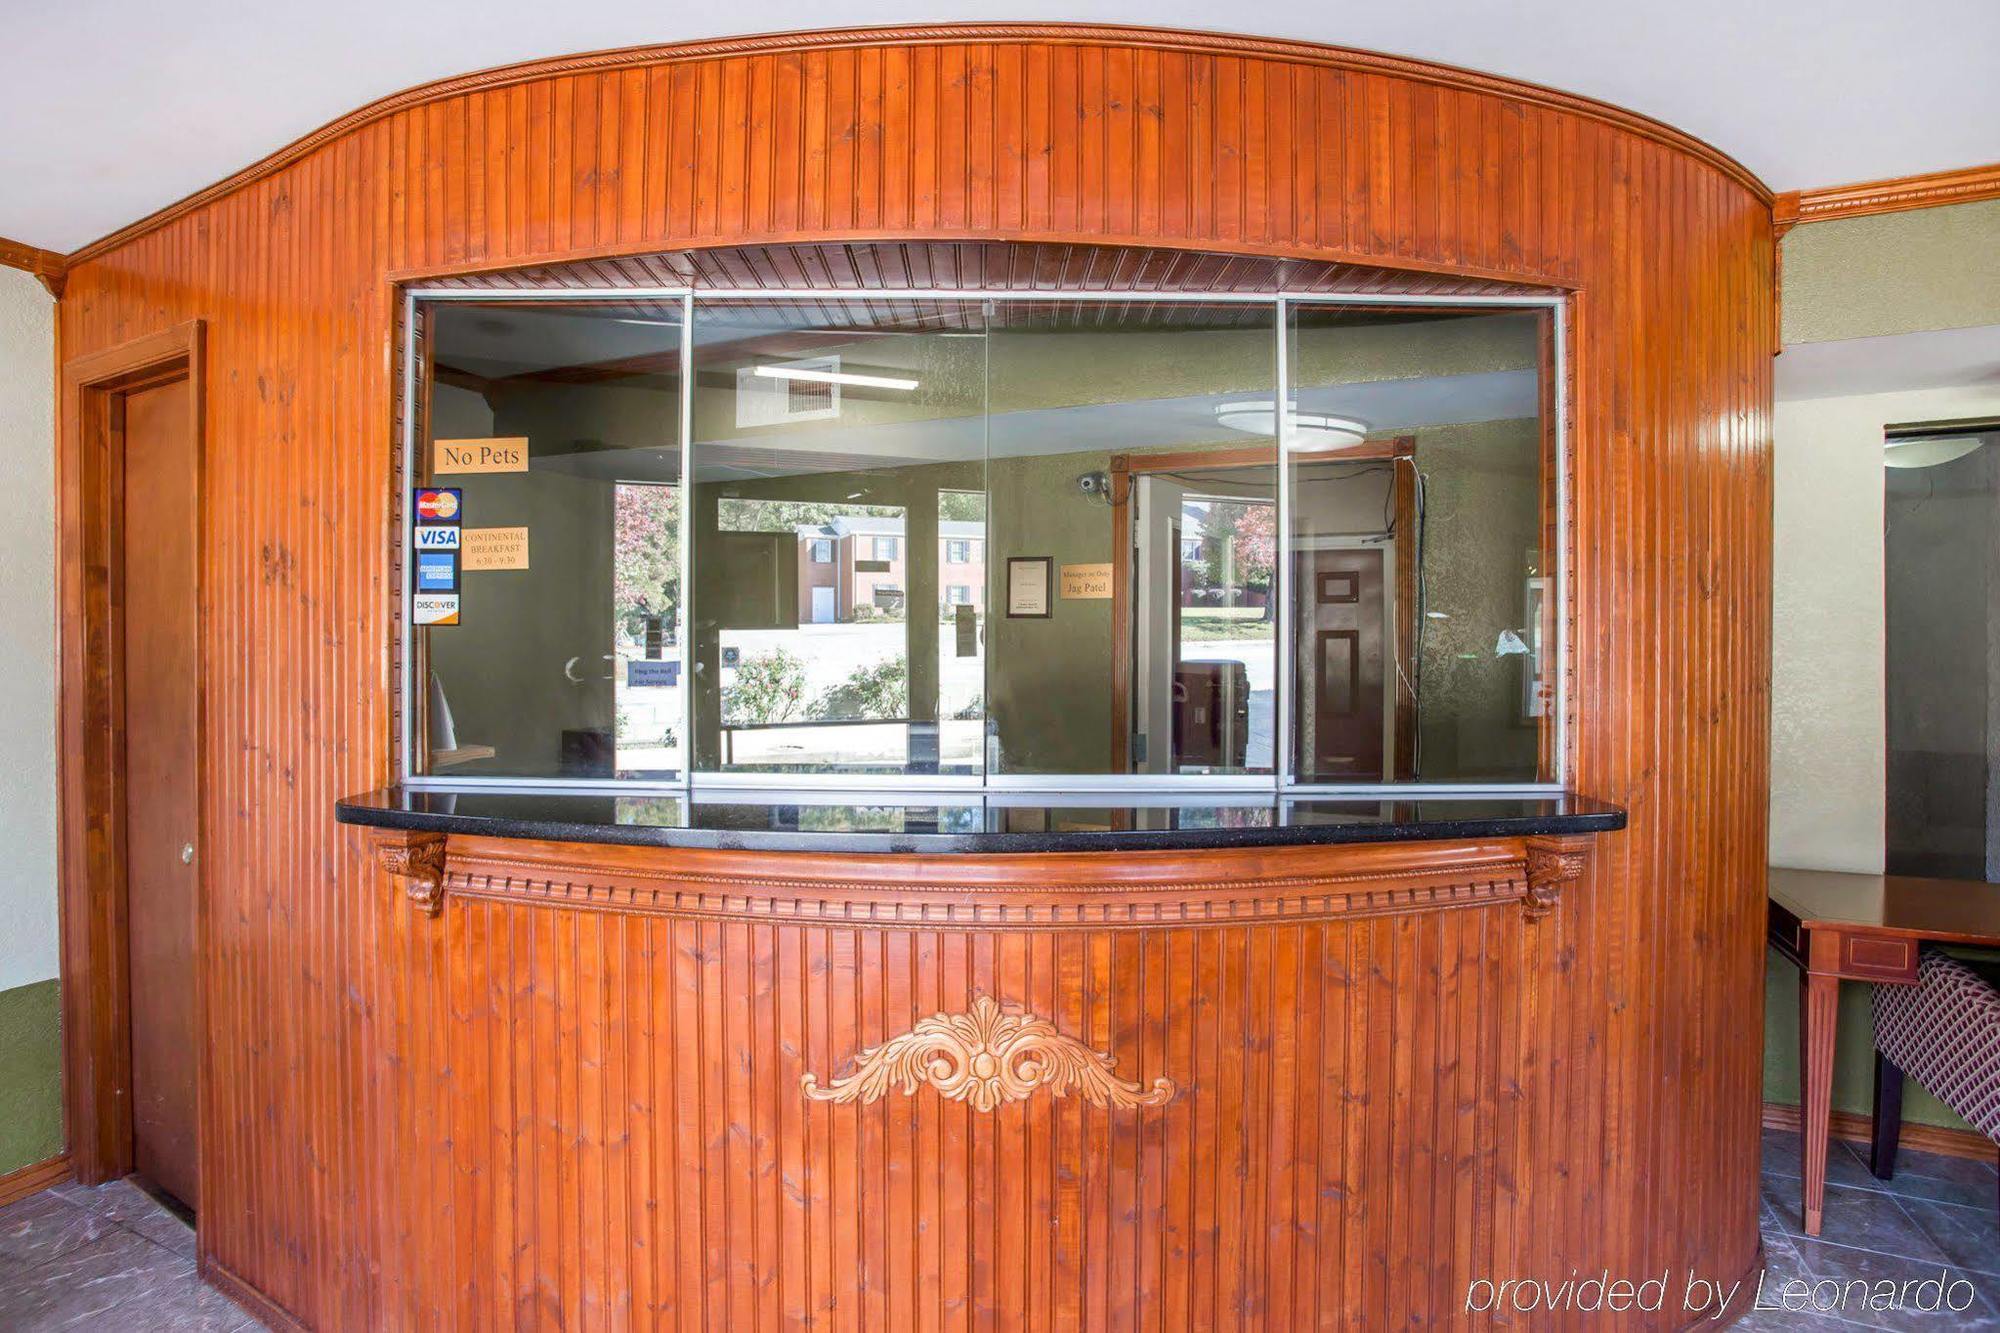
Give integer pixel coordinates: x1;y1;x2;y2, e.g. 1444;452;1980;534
121;377;200;1211
1299;546;1388;780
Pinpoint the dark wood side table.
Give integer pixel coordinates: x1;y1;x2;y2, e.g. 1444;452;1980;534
1767;866;2000;1236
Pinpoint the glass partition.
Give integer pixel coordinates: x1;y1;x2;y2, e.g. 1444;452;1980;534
405;292;1562;792
1286;304;1553;783
688;299;989;777
412;300;685;779
980;301;1278;777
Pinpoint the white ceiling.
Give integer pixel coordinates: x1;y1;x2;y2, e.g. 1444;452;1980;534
6;0;1998;254
1775;324;2000;402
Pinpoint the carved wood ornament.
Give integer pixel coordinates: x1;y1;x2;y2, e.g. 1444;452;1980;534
1523;836;1593;923
802;995;1177;1112
371;831;449;916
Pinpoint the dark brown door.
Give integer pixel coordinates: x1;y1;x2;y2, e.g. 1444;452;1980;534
121;377;200;1211
1298;547;1387;781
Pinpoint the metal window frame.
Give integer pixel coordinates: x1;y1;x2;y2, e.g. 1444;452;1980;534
398;285;1570;799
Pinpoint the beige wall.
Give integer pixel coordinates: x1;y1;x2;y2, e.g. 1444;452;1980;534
1772;383;2000;870
1769;382;2000;1129
0;270;56;995
1781;199;2000;345
0;268;61;1175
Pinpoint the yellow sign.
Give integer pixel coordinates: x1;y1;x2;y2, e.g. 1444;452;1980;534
463;526;530;571
433;437;529;474
1060;562;1113;599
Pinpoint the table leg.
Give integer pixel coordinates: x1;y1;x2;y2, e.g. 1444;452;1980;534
1798;965;1839;1237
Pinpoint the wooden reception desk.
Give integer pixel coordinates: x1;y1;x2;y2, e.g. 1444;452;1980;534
51;23;1775;1326
337;789;1622;1326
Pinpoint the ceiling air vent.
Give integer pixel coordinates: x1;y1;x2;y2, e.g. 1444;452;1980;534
736;355;842;427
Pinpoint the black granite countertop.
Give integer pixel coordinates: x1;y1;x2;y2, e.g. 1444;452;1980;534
335;786;1624;855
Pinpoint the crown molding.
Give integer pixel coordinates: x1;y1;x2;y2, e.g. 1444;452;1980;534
0;236;65;298
1774;161;2000;237
62;22;1771;272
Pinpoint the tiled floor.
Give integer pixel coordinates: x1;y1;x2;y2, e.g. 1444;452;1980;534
0;1131;1991;1329
1751;1127;2000;1329
0;1177;263;1330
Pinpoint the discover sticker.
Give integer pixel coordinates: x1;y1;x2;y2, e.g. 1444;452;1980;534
413;593;460;626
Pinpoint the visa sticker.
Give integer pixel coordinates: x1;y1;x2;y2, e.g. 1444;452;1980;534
413;594;460;626
415;551;460;593
414;525;461;551
414;488;462;524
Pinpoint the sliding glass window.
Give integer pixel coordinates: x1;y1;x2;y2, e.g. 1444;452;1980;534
404;292;1563;791
689;299;989;778
984;301;1276;778
410;300;685;780
1286;303;1555;784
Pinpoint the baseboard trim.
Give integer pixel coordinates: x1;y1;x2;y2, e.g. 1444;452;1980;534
0;1153;71;1207
198;1254;310;1332
1763;1101;1999;1164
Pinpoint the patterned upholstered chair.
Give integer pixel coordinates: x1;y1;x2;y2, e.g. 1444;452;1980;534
1869;947;2000;1219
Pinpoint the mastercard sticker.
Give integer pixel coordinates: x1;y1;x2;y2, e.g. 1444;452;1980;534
414;487;462;525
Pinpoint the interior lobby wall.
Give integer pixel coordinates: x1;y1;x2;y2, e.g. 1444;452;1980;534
0;267;61;1175
1781;199;2000;345
1768;380;2000;1131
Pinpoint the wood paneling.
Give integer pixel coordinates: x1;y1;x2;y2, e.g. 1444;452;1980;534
53;24;1775;1329
368;830;1596;1328
420;239;1553;297
1773;160;2000;235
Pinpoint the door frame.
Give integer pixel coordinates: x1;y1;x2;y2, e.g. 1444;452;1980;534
1107;438;1416;773
57;321;207;1187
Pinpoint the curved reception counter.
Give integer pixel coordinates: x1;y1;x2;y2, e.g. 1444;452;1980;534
52;20;1775;1331
336;791;1627;1326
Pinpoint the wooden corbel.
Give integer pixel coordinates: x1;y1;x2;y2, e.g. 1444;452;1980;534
370;829;449;916
1522;835;1593;923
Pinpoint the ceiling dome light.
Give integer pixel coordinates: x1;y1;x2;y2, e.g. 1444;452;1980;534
1214;400;1370;452
1883;434;1986;470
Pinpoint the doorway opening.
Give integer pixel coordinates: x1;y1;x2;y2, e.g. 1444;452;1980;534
1884;419;2000;877
58;322;206;1217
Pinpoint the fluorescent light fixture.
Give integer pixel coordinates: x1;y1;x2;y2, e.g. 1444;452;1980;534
1214;400;1371;452
754;364;918;392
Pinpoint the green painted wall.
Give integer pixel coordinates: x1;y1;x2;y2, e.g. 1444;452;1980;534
1764;951;1972;1131
0;978;62;1174
1763;857;1990;1122
1781;198;2000;344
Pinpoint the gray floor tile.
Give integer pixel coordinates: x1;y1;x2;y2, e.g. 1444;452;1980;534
0;1193;120;1272
1807;1184;1951;1264
0;1224;188;1330
1765;1131;1894;1195
1852;1139;2000;1210
0;1179;262;1332
1897;1196;2000;1279
58;1178;199;1260
1791;1237;2000;1331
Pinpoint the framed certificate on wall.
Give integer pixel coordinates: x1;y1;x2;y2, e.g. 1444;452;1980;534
1006;556;1053;618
